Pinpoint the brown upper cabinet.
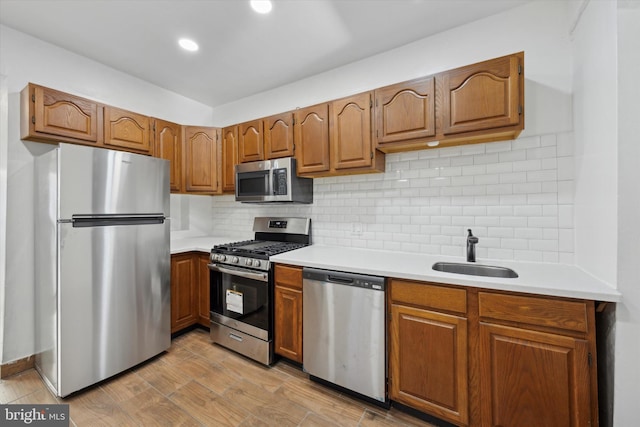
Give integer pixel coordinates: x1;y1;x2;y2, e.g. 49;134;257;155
331;92;385;174
221;126;239;193
153;119;182;192
21;83;102;145
441;53;523;136
183;126;220;194
292;94;385;177
375;77;436;148
238;119;264;163
375;52;524;152
104;106;151;154
264;112;295;159
294;103;331;175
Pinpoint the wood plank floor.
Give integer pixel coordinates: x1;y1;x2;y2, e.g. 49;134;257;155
0;329;436;426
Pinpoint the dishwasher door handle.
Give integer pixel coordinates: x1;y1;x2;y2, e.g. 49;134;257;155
327;275;354;284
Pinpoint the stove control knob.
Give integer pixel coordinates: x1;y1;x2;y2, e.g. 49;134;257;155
253;260;261;268
218;255;226;262
231;257;239;264
245;259;252;266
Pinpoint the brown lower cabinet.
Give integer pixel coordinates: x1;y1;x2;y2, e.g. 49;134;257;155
389;279;469;426
171;252;210;334
389;279;599;427
274;264;303;363
477;292;597;427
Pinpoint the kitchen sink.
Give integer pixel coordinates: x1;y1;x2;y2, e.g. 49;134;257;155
432;262;518;278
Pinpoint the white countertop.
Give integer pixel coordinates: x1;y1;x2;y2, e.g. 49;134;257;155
170;235;246;254
270;244;621;302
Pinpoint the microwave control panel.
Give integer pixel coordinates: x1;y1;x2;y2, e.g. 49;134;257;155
273;169;288;195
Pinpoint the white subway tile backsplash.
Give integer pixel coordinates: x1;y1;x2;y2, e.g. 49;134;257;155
513;159;541;172
207;134;573;263
463;164;487;176
451;156;475;167
512;135;541;150
540;134;557;147
499;172;528;184
485;140;512;153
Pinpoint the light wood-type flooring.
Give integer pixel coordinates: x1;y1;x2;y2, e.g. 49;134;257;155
0;329;436;426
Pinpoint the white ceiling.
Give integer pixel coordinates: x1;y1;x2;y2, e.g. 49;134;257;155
0;0;531;108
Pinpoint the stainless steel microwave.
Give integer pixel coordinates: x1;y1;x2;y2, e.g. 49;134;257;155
235;157;313;203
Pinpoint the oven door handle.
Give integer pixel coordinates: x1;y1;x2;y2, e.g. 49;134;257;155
208;263;268;282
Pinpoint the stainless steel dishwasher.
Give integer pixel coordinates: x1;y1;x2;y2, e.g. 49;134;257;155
302;267;387;404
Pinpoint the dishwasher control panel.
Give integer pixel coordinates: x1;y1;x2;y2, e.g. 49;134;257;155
303;268;386;291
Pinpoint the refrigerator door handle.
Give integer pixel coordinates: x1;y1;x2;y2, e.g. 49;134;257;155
70;214;165;228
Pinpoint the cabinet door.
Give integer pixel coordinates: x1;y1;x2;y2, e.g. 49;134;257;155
197;254;211;327
331;92;374;170
104;106;151;153
441;53;522;135
294;103;330;175
154;119;182;192
264;112;294;159
184;126;219;193
274;286;303;363
238;120;264;163
221;126;238;193
171;254;197;333
24;84;100;144
390;303;468;426
479;323;592;427
375;77;435;145
274;264;303;362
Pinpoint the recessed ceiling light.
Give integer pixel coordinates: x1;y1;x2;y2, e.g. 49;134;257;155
178;38;199;52
250;0;272;14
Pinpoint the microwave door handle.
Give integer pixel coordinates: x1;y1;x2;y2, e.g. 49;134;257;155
272;169;277;195
208;263;268;282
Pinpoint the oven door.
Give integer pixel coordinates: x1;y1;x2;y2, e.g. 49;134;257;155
208;263;271;340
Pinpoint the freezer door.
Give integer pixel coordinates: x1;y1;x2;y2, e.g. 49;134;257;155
57;220;170;397
58;143;169;218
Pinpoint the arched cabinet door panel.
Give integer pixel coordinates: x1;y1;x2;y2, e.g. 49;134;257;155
184;126;220;194
441;53;522;135
238;120;264;163
294;103;330;175
264;112;294;159
375;76;436;145
154;119;182;192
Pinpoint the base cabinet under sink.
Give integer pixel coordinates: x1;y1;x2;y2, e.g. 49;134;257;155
389;279;469;426
388;279;599;427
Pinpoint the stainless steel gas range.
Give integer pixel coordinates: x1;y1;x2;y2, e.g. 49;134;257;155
208;217;311;365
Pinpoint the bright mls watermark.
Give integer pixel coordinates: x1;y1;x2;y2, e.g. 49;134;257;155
1;404;69;426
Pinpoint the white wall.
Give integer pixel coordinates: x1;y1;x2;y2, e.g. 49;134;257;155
571;0;619;287
613;2;640;425
0;24;214;363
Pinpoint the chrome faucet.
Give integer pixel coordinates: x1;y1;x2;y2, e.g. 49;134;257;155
467;229;478;262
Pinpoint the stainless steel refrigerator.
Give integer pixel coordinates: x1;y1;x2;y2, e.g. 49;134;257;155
34;143;170;397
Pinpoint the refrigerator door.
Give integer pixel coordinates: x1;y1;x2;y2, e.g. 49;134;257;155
58;143;169;218
57;219;170;397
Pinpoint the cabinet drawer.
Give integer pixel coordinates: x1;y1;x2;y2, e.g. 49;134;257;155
390;279;466;314
274;264;303;290
478;292;588;334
